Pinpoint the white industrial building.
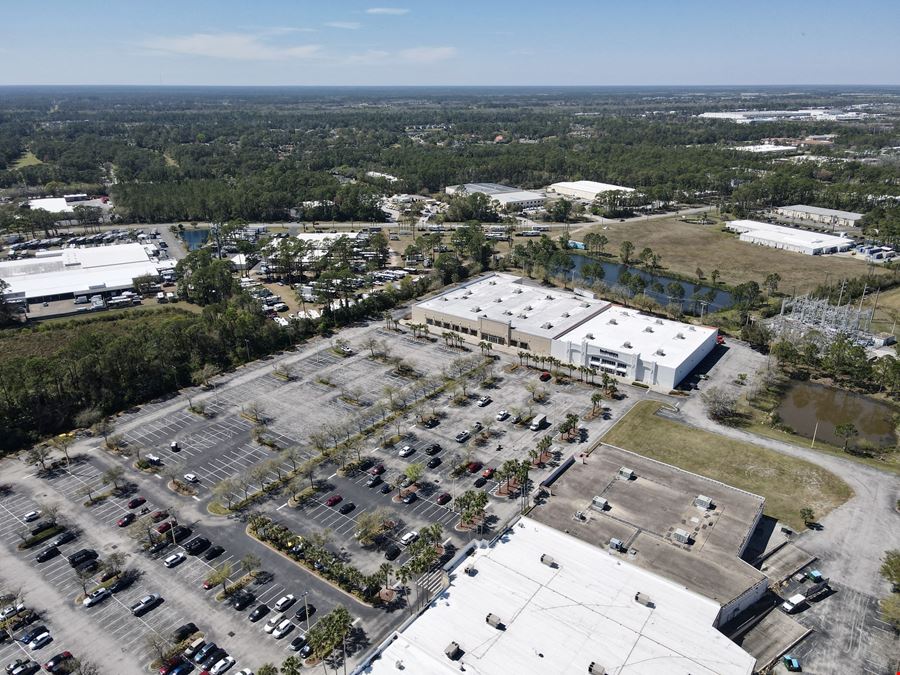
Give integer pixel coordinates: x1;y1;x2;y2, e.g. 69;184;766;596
547;180;635;201
726;220;854;255
445;182;520;196
411;273;717;390
26;197;74;214
731;143;797;154
359;519;756;675
490;190;545;211
775;204;864;229
0;243;172;303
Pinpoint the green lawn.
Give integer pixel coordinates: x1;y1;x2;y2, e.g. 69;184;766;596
601;400;853;530
12;151;42;168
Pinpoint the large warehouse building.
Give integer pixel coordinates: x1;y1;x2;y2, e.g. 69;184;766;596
360;519;756;675
726;220;854;255
0;243;171;304
411;273;717;390
445;182;545;211
775;204;864;229
547;179;635;201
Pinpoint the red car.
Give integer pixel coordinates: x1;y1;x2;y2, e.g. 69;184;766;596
436;492;452;505
481;467;495;479
117;513;136;527
716;335;725;345
202;577;218;590
539;371;552;382
326;495;343;507
156;521;173;534
127;497;146;509
467;461;483;474
368;464;385;476
151;510;169;522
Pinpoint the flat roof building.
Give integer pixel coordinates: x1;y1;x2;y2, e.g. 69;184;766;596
412;273;717;390
359;518;756;675
0;243;169;303
26;197;73;214
775;204;864;229
726;220;854;255
445;182;520;196
547;180;635;202
490;190;546;211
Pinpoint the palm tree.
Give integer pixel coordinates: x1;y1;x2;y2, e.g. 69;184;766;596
591;391;603;414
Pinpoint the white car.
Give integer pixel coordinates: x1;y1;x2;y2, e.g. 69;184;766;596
210;656;236;674
0;602;24;619
398;445;414;458
236;670;254;675
164;552;186;568
82;587;111;607
478;395;492;407
272;619;294;639
274;594;295;612
183;473;199;483
263;615;281;633
22;511;40;523
28;632;51;650
400;531;419;547
495;409;509;421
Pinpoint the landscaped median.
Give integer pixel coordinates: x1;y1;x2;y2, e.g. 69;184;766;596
601;400;853;531
16;524;64;550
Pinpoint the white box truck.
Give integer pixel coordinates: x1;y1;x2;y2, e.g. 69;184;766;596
530;414;546;431
781;594;806;613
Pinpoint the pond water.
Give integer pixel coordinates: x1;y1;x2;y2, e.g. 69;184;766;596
776;381;897;447
570;254;734;314
180;229;209;251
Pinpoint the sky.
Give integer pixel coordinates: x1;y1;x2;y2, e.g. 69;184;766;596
2;0;898;86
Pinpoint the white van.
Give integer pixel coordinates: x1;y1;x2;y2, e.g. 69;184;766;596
156;291;166;303
781;593;806;613
400;531;419;547
530;415;546;431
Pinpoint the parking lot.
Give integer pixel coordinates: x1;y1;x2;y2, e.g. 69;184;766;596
0;323;652;673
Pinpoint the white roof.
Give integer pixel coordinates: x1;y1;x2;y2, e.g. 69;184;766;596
417;273;606;339
491;190;545;205
364;519;755;675
27;197;73;214
560;305;717;369
727;220;854;250
777;204;864;221
549;180;635;195
293;231;362;245
732;144;796;153
0;243;162;300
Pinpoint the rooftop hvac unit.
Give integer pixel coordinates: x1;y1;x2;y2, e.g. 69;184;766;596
585;333;594;340
540;554;558;568
513;288;523;294
694;495;713;510
588;663;606;675
608;318;617;325
581;302;591;308
675;332;684;339
591;496;608;512
470;306;481;312
485;613;505;629
622;341;632;349
655;349;665;356
655;319;663;324
609;538;623;552
494;298;503;302
444;642;463;660
643;326;654;333
546;295;554;300
673;528;691;544
634;592;654;608
525;305;533;310
541;322;553;329
488;281;496;285
618;468;635;480
561;312;570;317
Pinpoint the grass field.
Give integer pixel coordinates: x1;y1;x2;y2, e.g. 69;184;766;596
12;151;42;168
601;400;853;530
573;215;889;294
862;285;900;336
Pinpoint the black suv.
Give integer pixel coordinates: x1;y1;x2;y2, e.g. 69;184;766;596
67;548;97;567
170;526;192;543
35;546;59;563
172;622;198;642
424;443;442;455
183;537;210;555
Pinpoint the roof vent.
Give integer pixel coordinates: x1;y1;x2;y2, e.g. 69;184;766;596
609;538;624;552
591;496;608;512
655;319;663;324
634;592;655;608
673;528;692;545
470;306;480;312
517;313;527;319
513;288;523;294
541;322;553;329
655;348;665;356
689;326;696;331
441;297;448;301
621;341;632;349
644;326;653;333
608;318;617;325
489;281;496;285
581;302;591;308
540;554;558;568
694;495;714;510
618;467;635;480
561;312;570;318
525;305;533;311
485;613;505;630
494;298;503;303
675;332;684;339
588;662;607;675
444;642;463;661
546;294;554;300
585;333;594;340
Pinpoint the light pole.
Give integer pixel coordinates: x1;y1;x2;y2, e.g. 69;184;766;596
301;591;311;634
244;339;251;363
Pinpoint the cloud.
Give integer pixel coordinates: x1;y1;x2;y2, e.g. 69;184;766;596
346;49;391;65
325;21;361;30
366;7;410;15
398;46;456;63
143;32;320;61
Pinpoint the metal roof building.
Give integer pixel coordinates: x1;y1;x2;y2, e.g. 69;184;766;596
775;205;864;228
547;180;635;201
358;519;756;675
726;220;854;255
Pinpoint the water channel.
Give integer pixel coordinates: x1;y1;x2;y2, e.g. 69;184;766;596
776;380;897;447
180;228;209;251
570;254;734;314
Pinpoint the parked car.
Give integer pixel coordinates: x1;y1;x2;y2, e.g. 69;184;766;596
384;545;401;561
183;537;210;555
274;595;296;612
182;638;205;659
454;431;470;443
325;495;343;507
130;594;161;616
151;510;169;522
172;623;198;643
539;371;552;381
18;626;47;646
127;497;146;509
183;473;199;484
248;605;269;622
436;492;452;505
289;634;308;652
365;475;382;488
148;540;170;555
398;445;415;458
230;592;254;610
368;464;385;475
427;456;441;469
400;531;419;546
41;652;73;673
293;604;314;621
263;616;281;634
210;656;235;675
467;461;483;473
156;521;174;534
117;513;136;527
473;476;487;488
22;511;40;523
50;532;76;547
164;552;186;568
82;588;111;607
478;395;492;407
27;633;51;650
192;642;217;664
495;409;509;421
204;545;225;560
379;483;393;494
482;467;495;479
66;549;97;567
1;603;25;620
35;546;58;563
402;492;417;504
424;443;442;455
108;574;136;593
472;421;483;432
338;502;356;515
171;525;192;542
272;620;294;639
